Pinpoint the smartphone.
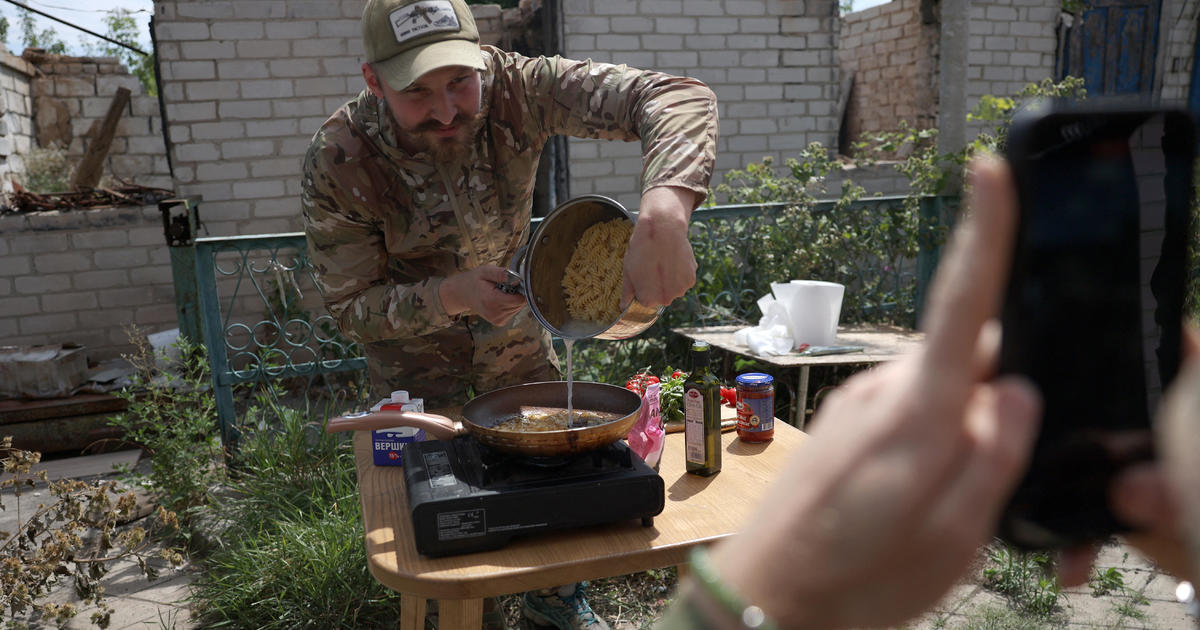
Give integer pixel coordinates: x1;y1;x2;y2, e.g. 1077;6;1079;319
997;101;1196;549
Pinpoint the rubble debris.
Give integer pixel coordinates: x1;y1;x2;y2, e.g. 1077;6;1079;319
2;181;175;214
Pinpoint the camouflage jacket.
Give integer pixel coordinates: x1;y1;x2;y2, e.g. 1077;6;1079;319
301;45;717;346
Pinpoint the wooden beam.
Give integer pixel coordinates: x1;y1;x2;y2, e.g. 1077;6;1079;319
69;86;131;192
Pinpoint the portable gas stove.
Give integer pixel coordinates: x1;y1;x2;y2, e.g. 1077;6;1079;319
402;436;665;557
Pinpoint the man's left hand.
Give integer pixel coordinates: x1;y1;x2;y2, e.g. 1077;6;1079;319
621;186;698;308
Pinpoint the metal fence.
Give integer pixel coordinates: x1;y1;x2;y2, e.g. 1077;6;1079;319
170;195;956;449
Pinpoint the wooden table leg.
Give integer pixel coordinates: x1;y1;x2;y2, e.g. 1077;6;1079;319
795;365;810;429
437;598;484;630
400;594;426;630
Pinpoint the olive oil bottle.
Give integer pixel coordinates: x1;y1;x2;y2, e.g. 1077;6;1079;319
683;341;722;476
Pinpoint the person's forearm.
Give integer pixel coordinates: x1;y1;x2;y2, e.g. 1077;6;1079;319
325;278;456;342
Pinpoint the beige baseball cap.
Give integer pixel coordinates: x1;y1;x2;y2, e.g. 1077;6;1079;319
362;0;486;91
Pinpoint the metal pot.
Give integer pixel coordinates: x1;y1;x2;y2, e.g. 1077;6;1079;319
508;195;664;340
326;381;642;457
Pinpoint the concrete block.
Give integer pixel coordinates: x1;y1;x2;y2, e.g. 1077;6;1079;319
741;118;779;134
170;101;217;122
218;60;270;79
190;121;246;140
593;0;638;14
265;21;319;40
15;273;70;294
1010;51;1042;66
236;40;291;58
197;162;250;181
246;119;299;137
321;56;362;77
34;252;92;274
294;77;350;97
18;312;77;335
221;139;275;158
766;67;807;82
741;17;782;33
0;294;37;316
784;83;823;99
174;142;220;162
682;0;725;15
217;100;270;119
241;80;295;99
985;36;1017;50
70;229;128;250
727;0;768;14
288;0;344;18
274;98;329;118
233;179;286;199
687;67;726;84
654;17;698;33
129;266;173;286
767;34;807;48
641;0;684;13
698;17;739;34
700;51;741;67
94;247;149;269
248;156;302;176
566;17;611;34
747;84;784;99
565;34;597;52
596;34;640;50
740;50;780;66
155;22;211;41
728;134;770;152
279;137;314;157
657;51;699;67
318;20;360;38
210;21;265;40
231;0;285;18
686;35;728;49
98;287;155;309
53;77;95;98
292;38;348;57
268;59;320;78
729;34;771;50
42;291;99;313
168;60;216;81
609;17;654;33
71;269;129;290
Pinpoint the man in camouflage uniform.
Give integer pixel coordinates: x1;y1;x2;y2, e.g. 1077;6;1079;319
302;0;717;625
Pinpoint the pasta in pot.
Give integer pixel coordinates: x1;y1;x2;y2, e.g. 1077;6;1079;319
561;218;633;325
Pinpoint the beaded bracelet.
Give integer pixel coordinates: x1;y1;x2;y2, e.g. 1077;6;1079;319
688;545;781;630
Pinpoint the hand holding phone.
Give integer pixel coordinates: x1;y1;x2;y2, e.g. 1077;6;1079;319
997;102;1196;549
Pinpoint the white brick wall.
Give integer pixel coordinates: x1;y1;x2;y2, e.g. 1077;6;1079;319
1157;0;1198;103
561;0;843;209
0;53;35;192
964;0;1059;139
0;206;173;358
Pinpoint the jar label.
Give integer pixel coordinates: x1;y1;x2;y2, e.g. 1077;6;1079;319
737;395;774;434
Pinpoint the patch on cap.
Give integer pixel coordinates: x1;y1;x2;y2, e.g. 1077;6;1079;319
389;0;460;44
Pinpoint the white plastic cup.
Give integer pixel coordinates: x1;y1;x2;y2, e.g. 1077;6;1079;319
785;280;845;348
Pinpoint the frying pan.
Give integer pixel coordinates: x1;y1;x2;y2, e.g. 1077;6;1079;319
326;381;642;457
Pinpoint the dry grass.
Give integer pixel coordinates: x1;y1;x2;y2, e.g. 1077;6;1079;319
497;568;679;629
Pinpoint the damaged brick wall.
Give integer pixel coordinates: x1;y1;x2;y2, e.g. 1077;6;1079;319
838;0;938;151
22;50;172;191
0;52;35;193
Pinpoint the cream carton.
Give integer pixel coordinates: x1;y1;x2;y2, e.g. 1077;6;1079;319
371;390;425;466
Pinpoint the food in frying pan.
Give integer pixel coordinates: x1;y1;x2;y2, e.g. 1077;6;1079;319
493;408;625;432
561;218;633;324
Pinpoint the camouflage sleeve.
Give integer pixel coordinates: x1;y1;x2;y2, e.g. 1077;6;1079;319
301;137;455;343
502;50;718;202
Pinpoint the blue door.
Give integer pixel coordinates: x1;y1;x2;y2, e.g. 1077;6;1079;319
1062;0;1161;96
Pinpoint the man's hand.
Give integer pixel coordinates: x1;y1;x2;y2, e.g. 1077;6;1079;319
706;157;1043;630
1104;326;1200;584
621;186;698;308
438;265;526;326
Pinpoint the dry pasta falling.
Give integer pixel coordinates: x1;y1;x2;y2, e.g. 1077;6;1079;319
561;218;634;325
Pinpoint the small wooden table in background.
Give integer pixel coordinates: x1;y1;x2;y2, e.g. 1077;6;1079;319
353;415;806;630
673;324;925;428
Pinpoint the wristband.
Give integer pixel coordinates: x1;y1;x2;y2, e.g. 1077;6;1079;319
688;545;780;630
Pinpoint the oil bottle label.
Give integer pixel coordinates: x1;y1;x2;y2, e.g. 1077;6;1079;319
684;388;705;463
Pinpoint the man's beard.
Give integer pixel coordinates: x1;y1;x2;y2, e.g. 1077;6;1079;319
407;110;485;163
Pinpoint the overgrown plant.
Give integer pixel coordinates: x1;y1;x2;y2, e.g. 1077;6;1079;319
982;542;1065;618
1;437;182;629
107;328;224;540
190;396;405;629
19;144;70;194
717;143;919;325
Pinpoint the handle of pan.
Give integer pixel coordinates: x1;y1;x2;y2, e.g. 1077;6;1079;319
325;410;463;439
